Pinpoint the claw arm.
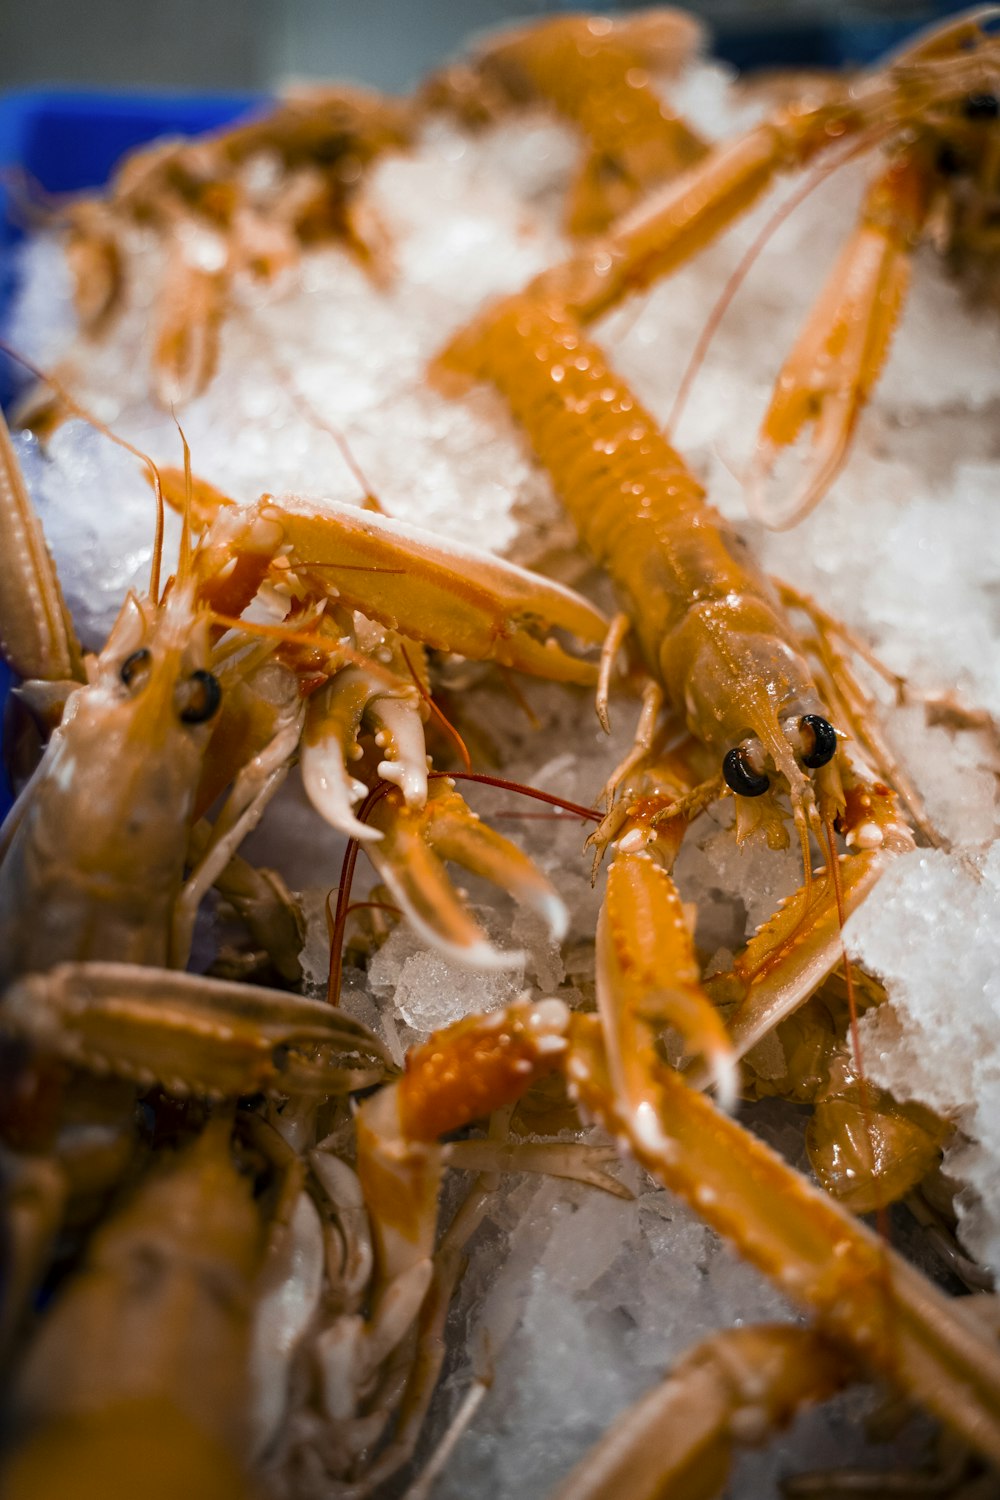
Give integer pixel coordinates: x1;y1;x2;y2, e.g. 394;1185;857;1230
418;781;567;939
528;101;864;324
567;1013;1000;1469
365;786;504;965
711;762;915;1067
748;146;932;529
364;780;566;967
598;850;737;1116
355;999;573;1282
0;410;83;684
346;994;1000;1479
550;1325;852;1500
195;494;606;683
1;962;390;1098
270;497;606;684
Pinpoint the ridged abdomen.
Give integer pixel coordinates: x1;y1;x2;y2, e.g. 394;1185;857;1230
440;294;823;755
445;298;768;658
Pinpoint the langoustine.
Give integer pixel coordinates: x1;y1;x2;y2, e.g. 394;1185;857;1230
431;218;1000;1491
57;85;414;406
421;8;707;235
0;372;611;1493
424;10;1000;1488
518;9;1000;526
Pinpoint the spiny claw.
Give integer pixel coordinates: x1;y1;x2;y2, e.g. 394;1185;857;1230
550;1324;852;1500
1;962;391;1099
195;493;605;685
441;1137;632;1199
365;780;567;968
0;409;84;684
566;1012;1000;1467
597;850;737;1116
712;761;915;1067
152;248;226;408
747;148;930;530
370;692;429;807
300;667;424;841
268;497;606;685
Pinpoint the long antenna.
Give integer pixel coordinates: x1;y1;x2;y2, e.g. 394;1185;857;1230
667;134;884;436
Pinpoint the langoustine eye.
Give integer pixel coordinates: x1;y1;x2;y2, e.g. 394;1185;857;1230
799;714;838;769
119;647;152;691
174;669;221;724
723;745;769;797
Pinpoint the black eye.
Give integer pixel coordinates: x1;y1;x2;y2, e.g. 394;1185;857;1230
964;92;999;120
935;142;964;177
175;669;222;725
800;714;838;770
723;747;769;798
120;648;152;690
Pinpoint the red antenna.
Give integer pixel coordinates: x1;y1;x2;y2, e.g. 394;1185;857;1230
325;770;599;1004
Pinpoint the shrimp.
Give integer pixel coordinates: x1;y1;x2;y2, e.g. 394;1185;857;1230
438;290;917;1121
0;382;633;1500
58;85;413;405
2;1116;265;1500
0;367;616;1361
0;358;608;992
512;10;1000;525
423;9;707;235
429;131;1000;1494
